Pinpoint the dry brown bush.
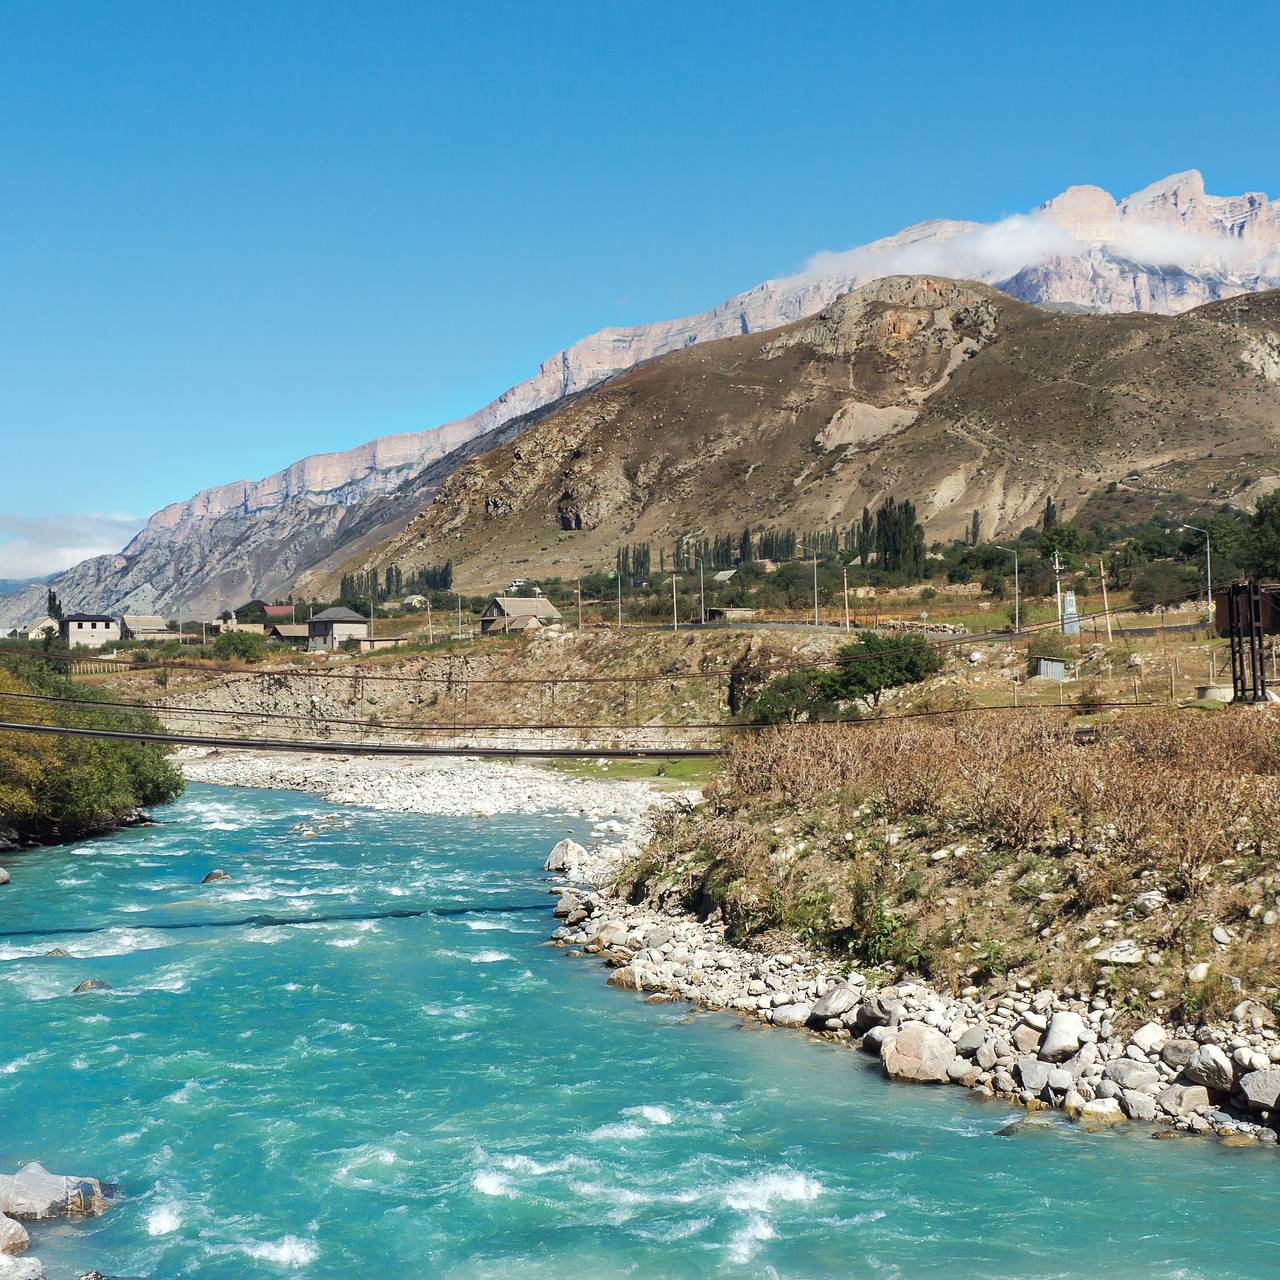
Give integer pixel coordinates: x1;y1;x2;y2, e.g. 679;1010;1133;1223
718;709;1279;891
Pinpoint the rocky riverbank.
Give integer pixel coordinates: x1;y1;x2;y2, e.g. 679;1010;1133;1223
545;837;1280;1149
177;747;694;824
0;1162;112;1280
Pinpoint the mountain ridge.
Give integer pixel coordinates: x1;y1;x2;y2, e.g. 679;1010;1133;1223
5;169;1280;628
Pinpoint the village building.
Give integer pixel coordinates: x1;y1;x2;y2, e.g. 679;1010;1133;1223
306;606;370;652
707;606;756;622
20;616;59;641
268;623;310;646
712;569;737;584
479;596;563;635
401;594;428;609
120;614;170;641
60;613;121;649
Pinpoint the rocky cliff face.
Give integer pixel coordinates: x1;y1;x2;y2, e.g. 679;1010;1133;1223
7;170;1279;628
314;276;1280;593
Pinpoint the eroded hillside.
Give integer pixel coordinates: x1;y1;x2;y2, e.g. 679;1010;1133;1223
312;277;1280;593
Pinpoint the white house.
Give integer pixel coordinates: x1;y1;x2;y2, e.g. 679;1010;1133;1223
21;616;59;641
479;596;563;635
307;607;370;652
60;613;121;649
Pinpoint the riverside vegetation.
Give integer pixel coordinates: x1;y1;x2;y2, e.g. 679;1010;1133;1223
546;707;1280;1143
0;659;183;851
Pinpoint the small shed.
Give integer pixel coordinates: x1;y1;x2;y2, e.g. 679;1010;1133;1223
480;596;563;635
707;606;756;622
307;607;370;652
712;569;737;584
1029;656;1067;682
269;623;310;646
356;635;411;653
121;614;169;641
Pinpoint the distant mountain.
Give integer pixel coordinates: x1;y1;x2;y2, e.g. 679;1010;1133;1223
4;169;1278;628
304;276;1280;593
0;575;52;597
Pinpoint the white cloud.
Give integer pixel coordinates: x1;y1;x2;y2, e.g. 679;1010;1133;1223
0;512;144;579
795;209;1280;289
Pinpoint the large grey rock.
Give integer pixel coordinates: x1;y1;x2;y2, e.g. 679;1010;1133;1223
0;1254;45;1279
591;921;629;949
0;1163;106;1220
1078;1097;1125;1126
552;892;579;918
1103;1060;1159;1091
0;1213;28;1254
809;984;858;1021
70;980;111;995
854;996;903;1032
1184;1044;1235;1093
955;1025;986;1055
1039;1011;1086;1062
1238;1068;1280;1113
1017;1057;1053;1093
1161;1038;1199;1070
1011;1022;1043;1055
544;838;586;873
199;869;230;884
1129;1022;1167;1054
0;869;10;887
1158;1083;1210;1116
862;1025;896;1053
975;1041;999;1071
771;1004;812;1028
1120;1089;1157;1122
881;1022;954;1084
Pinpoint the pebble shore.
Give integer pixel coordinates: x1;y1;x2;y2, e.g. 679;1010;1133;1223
546;837;1280;1148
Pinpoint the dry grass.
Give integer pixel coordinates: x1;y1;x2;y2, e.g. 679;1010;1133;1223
717;709;1280;877
627;707;1280;1012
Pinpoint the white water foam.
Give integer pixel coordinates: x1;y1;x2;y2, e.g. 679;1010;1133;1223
146;1203;182;1236
471;950;512;963
727;1215;777;1264
587;1120;647;1142
472;1170;516;1197
242;1235;318;1266
624;1104;674;1126
724;1169;823;1213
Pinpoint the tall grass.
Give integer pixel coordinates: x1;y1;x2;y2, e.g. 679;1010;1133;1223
718;709;1280;882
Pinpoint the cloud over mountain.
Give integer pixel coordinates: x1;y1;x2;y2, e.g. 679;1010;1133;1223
0;512;145;579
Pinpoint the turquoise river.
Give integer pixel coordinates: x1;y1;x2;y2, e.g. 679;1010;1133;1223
1;782;1278;1278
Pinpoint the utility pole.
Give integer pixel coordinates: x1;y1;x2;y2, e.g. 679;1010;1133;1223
1099;557;1113;642
1052;549;1064;631
998;545;1020;634
426;599;434;645
671;575;679;632
697;558;706;626
1180;523;1213;627
456;592;463;641
798;543;819;626
576;578;582;630
842;565;850;632
616;573;622;632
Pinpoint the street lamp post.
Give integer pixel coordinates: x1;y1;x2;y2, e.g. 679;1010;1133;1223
798;543;819;627
671;574;679;632
997;545;1020;633
1180;523;1213;625
697;558;706;626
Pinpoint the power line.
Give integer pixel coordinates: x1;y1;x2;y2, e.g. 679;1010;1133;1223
0;720;721;758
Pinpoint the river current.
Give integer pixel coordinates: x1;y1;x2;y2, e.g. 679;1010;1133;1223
1;782;1277;1278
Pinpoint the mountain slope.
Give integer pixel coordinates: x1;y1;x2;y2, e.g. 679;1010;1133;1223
312;276;1280;592
6;169;1280;628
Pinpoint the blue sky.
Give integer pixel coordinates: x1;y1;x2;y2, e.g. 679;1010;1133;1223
1;0;1277;576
